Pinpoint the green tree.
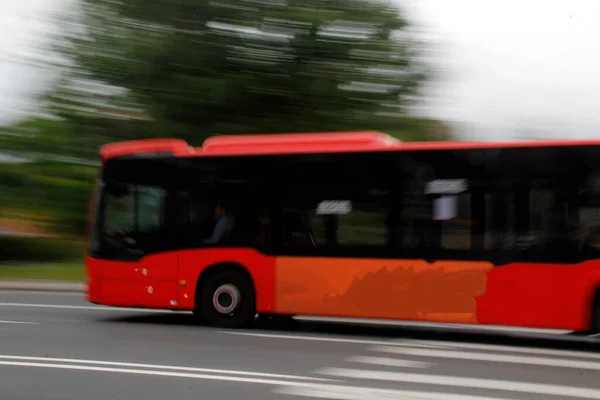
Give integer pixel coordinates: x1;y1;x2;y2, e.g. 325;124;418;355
51;0;441;145
1;0;452;239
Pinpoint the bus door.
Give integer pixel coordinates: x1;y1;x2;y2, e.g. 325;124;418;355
101;183;178;308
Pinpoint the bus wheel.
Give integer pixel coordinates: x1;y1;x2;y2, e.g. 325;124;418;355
199;270;256;329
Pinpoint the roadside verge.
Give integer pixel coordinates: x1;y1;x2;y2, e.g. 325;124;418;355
0;280;84;292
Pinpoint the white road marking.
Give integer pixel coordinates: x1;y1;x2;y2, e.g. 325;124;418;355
397;340;600;360
0;361;521;400
374;346;600;370
0;302;180;313
317;368;600;399
221;332;450;348
0;360;334;387
345;356;433;369
275;385;518;400
0;320;38;325
0;355;333;382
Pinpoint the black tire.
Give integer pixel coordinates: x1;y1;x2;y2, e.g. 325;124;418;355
198;270;256;329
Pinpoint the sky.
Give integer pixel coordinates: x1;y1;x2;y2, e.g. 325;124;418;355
403;0;600;140
2;0;600;141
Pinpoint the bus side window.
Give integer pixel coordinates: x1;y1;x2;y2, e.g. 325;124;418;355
484;191;515;251
526;189;556;248
281;208;323;247
336;195;389;247
510;183;574;262
397;188;431;250
439;192;472;250
177;188;216;247
576;173;600;256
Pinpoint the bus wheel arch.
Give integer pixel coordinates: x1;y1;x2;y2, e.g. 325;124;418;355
194;263;257;329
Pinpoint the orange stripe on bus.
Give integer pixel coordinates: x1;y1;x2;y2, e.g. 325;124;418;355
274;257;493;324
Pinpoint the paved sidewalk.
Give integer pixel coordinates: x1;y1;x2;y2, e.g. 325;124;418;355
0;280;84;292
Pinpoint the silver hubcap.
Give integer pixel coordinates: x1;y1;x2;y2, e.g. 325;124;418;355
212;284;241;314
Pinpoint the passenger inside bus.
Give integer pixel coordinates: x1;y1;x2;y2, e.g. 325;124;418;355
204;202;235;245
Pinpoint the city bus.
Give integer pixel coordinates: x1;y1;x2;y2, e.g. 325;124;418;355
85;131;600;332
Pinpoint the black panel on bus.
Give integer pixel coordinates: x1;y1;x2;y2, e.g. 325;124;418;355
95;145;600;265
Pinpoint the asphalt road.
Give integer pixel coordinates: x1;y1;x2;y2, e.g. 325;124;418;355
1;291;600;399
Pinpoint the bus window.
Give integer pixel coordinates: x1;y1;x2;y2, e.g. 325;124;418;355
176;188;218;248
395;152;516;257
337;196;389;247
284;200;389;249
280;207;324;247
136;186;167;250
527;189;556;248
100;184;168;256
103;184;135;236
281;189;390;249
138;187;166;234
577;173;600;254
440;192;471;250
484;191;515;251
578;206;600;250
509;181;574;262
398;187;431;250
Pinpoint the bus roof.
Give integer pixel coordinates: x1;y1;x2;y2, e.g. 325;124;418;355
99;131;600;162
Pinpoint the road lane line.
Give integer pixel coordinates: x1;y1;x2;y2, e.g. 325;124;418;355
0;355;333;381
275;385;518;400
374;346;600;370
221;332;450;348
0;361;517;400
396;340;600;359
0;320;38;325
317;368;600;399
0;302;177;313
0;360;335;386
345;356;433;369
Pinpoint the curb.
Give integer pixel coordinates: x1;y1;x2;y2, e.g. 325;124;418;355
0;280;85;293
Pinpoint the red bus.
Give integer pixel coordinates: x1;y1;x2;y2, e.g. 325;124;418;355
86;131;600;332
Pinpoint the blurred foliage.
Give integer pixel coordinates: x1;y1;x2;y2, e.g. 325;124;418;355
0;236;83;263
1;161;95;236
66;0;430;139
0;0;452;248
35;0;448;152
